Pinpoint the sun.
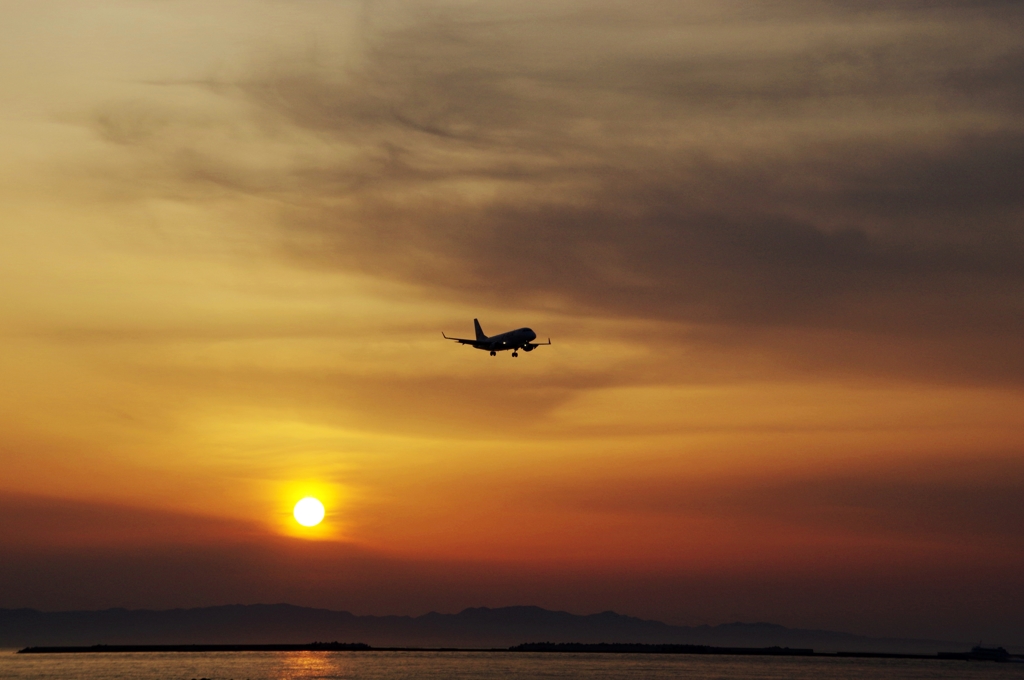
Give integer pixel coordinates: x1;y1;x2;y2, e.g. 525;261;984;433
293;497;325;527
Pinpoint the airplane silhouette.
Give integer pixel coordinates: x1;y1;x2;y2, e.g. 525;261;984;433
443;319;551;357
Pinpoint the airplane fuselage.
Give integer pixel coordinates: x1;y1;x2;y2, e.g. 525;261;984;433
443;320;550;357
475;327;537;352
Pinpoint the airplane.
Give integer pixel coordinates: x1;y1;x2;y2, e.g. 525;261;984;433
443;319;551;357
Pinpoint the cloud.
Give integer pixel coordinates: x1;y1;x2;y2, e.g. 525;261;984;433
0;492;263;549
78;1;1024;384
532;453;1024;542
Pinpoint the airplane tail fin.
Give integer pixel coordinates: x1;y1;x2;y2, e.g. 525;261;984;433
473;318;486;341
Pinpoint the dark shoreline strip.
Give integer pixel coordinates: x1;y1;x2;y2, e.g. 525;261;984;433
16;643;1019;661
18;643;371;654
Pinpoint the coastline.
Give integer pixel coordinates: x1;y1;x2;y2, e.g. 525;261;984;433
15;643;1021;662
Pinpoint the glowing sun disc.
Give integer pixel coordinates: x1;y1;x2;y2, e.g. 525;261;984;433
293;497;325;527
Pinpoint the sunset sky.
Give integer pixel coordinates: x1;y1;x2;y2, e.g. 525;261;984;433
2;1;1022;645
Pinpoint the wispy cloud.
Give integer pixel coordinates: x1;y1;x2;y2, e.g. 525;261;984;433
83;1;1023;387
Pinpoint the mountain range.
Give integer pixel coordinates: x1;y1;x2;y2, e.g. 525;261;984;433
0;605;967;654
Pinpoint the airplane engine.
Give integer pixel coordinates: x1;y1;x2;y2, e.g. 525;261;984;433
522;344;535;352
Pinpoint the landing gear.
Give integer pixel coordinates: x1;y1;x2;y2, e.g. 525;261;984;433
490;351;496;356
512;351;519;357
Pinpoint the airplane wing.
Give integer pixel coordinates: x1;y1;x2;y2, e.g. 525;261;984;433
442;332;480;345
529;338;551;346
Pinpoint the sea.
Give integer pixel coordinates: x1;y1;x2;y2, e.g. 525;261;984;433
2;651;1024;680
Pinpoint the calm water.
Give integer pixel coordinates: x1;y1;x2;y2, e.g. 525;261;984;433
2;651;1022;680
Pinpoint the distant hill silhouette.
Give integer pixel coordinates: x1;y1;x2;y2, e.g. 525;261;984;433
0;605;964;654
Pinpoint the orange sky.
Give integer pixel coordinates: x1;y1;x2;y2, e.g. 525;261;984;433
1;0;1023;644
